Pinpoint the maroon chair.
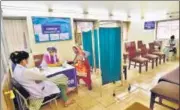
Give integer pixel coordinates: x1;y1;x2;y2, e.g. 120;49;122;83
125;42;131;52
149;42;165;64
33;54;44;67
141;44;159;69
131;41;136;50
137;40;143;49
130;41;141;56
128;45;149;73
150;82;179;110
154;41;162;51
124;42;131;64
124;41;140;64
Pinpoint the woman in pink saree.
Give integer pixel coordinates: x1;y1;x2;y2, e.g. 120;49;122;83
41;47;61;67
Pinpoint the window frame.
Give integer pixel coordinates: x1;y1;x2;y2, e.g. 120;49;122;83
155;19;179;40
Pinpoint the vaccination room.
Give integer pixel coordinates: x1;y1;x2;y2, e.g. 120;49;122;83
1;1;179;110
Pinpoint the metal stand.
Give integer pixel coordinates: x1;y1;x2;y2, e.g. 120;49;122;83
112;64;127;97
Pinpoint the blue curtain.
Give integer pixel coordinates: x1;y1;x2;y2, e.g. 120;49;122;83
82;30;94;67
99;27;121;85
94;29;99;68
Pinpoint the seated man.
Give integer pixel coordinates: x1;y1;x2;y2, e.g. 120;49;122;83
163;35;177;61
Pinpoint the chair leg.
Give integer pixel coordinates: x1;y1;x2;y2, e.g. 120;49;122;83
139;63;142;73
159;56;161;64
54;99;58;110
128;61;131;70
163;55;165;63
152;59;154;69
159;97;162;104
150;92;156;110
156;58;158;66
146;61;148;72
134;62;136;68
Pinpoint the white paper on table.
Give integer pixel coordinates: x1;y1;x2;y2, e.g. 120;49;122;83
38;33;49;41
34;25;42;34
60;33;69;40
50;34;60;41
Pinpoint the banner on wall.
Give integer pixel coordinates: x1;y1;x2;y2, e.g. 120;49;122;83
32;17;72;43
144;21;155;30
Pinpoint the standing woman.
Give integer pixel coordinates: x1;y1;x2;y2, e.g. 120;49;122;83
73;46;92;90
10;51;74;107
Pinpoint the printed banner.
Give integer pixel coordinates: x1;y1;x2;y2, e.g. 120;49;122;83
42;25;61;34
144;21;155;30
32;17;72;43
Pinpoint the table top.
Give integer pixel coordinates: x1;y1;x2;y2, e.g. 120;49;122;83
43;64;75;76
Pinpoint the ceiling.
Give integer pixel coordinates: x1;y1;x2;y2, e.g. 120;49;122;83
2;1;179;21
2;1;179;12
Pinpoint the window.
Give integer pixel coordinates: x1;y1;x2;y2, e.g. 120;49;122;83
156;20;179;39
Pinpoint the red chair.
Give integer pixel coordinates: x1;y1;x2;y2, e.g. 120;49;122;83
149;42;165;64
141;44;159;69
130;41;136;50
33;54;44;67
154;40;162;51
137;40;143;49
125;42;132;52
73;46;92;90
128;45;149;73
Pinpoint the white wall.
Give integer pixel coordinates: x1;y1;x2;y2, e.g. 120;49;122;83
127;21;155;46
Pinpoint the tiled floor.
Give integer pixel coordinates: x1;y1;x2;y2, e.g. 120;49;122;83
41;60;179;110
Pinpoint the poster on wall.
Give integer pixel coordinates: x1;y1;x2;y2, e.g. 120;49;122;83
144;21;155;30
32;17;72;43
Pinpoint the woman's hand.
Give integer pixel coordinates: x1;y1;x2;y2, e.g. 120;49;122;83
56;62;62;66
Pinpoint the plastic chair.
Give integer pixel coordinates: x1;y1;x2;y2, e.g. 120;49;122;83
11;78;58;110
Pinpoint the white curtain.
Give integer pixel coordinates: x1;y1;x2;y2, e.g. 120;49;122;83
1;15;9;79
77;22;93;32
3;19;29;53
